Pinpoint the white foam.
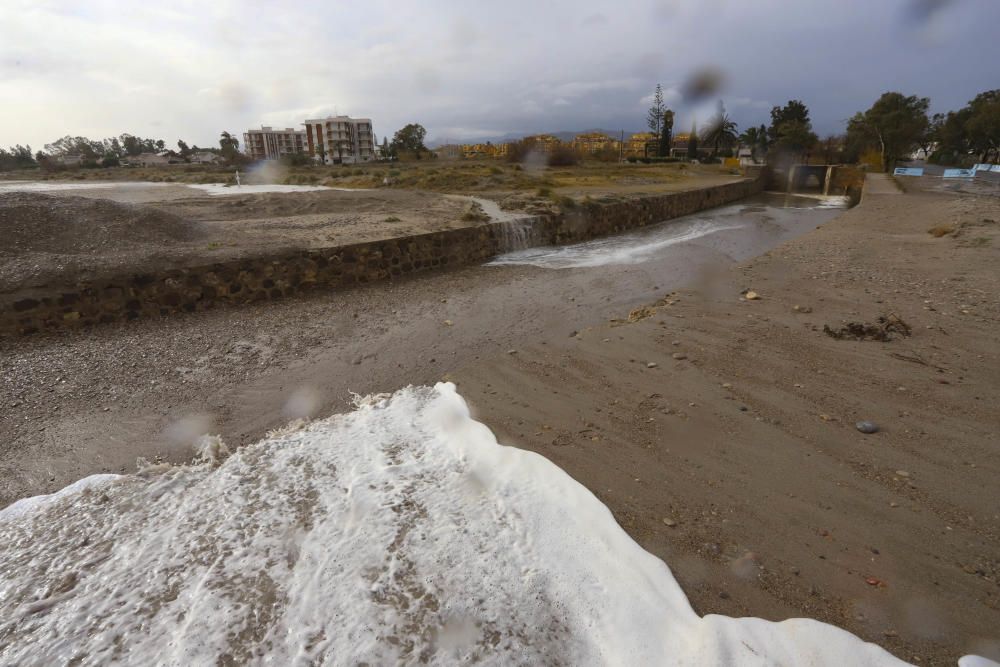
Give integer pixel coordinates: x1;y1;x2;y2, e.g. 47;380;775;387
185;183;335;195
0;180;172;193
0;384;945;664
490;219;743;269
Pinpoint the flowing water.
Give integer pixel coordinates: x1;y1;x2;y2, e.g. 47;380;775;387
489;193;850;269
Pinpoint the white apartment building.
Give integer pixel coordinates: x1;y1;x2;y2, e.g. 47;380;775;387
243;126;308;161
304;116;375;164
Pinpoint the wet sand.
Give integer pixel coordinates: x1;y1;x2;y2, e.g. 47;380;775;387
2;183;997;663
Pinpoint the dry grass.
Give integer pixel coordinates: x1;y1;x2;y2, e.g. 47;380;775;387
1;159;737;199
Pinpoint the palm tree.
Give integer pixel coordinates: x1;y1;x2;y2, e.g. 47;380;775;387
739;126;764;162
701;101;739;157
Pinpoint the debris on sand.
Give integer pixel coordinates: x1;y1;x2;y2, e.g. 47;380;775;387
823;314;911;342
856;421;879;434
627;306;656;322
927;223;956;237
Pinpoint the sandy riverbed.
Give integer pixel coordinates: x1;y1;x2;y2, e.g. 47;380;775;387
1;181;997;663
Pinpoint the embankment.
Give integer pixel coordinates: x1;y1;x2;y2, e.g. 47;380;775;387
1;175;764;337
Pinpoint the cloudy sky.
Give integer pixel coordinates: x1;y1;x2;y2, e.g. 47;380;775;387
2;0;997;150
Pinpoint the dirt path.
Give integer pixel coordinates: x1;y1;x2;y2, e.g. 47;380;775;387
2;184;997;663
454;179;1000;665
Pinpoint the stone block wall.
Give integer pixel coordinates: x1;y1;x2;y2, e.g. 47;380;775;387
1;175;763;338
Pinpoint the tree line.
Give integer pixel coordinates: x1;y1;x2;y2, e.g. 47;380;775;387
0;132;243;171
844;89;999;169
643;83;822;163
639;83;999;171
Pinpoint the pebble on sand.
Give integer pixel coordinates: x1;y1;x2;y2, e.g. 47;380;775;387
672;352;687;360
855;420;879;434
646;362;658;368
745;291;761;300
662;518;677;527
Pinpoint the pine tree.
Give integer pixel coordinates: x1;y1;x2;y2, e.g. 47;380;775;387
647;84;665;142
688;121;699;160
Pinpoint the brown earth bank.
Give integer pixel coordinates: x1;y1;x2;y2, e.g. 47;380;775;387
0;188;474;292
1;181;997;664
456;178;1000;665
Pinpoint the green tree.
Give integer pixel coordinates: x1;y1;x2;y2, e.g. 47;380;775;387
390;123;428;158
846;92;929;171
177;140;192;157
687;121;699;159
739;126;765;162
219;131;240;160
702;100;739;156
657;109;674;157
0;145;37;170
965;90;1000;162
768;100;818;159
647;84;666;142
381;136;391;159
120;134;142;156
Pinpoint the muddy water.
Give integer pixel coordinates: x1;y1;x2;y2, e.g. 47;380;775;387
2;193;847;507
490;193;847;270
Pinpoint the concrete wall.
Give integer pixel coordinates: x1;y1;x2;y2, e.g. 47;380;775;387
1;175;764;338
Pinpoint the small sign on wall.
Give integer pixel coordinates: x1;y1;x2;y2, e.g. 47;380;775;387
893;167;924;176
943;168;976;178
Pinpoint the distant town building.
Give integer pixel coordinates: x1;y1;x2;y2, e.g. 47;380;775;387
461;142;509;159
625;132;656;157
521;134;561;153
572;132;620;155
304;116;375;164
670;133;691;158
131;152;179;167
55;155;85;166
189;151;222;164
243;126;308;161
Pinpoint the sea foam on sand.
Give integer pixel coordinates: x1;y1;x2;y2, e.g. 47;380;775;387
0;384;962;665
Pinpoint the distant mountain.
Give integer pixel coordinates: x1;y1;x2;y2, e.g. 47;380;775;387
428;128;643;148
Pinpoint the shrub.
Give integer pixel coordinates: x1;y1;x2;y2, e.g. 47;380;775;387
547;145;580;167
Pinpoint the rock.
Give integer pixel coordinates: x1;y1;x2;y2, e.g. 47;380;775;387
507;349;517;355
671;340;680;346
745;291;760;300
443;319;453;326
793;305;813;313
646;362;658;368
722;383;732;389
856;420;879;434
662;518;677;527
671;352;687;360
895;470;911;478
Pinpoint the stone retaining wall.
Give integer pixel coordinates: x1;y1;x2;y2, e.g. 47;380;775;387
1;175;764;338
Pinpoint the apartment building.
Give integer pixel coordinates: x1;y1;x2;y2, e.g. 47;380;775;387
304;116;375;164
243;126;308;161
572;132;620;155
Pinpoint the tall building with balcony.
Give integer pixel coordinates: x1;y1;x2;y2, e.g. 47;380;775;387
304;116;375;164
243;126;308;161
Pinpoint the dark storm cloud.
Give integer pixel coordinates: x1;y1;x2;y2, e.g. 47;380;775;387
2;0;998;147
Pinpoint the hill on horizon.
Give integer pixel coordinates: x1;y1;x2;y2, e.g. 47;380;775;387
428;128;644;148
